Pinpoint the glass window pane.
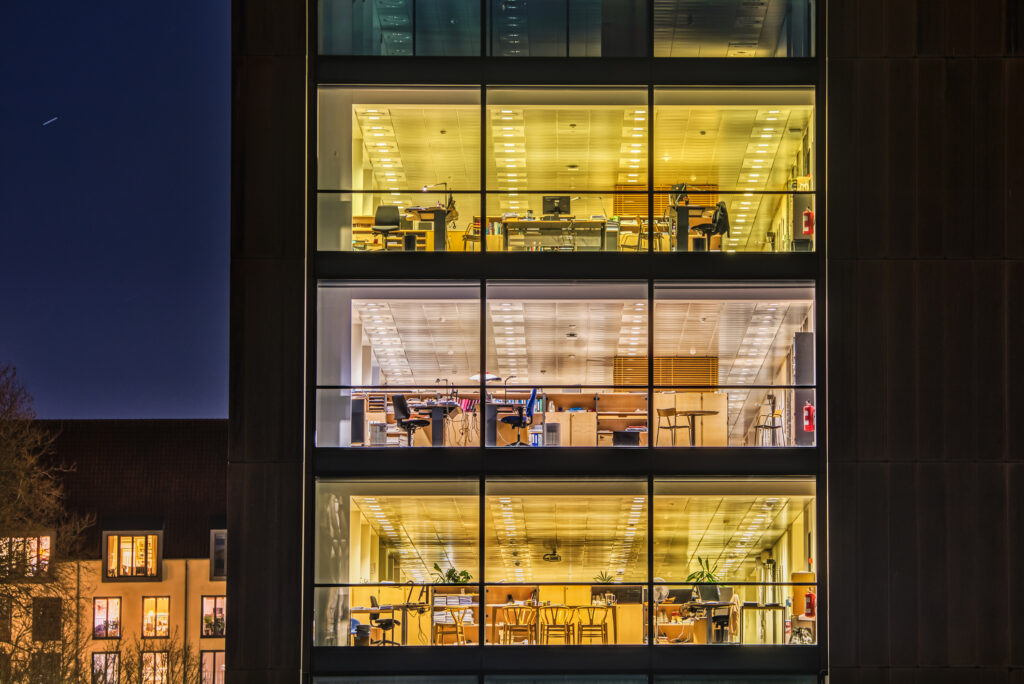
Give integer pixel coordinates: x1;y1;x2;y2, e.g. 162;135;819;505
483;479;647;645
320;0;481;56
486;88;648;194
318;87;481;252
654;88;815;193
653;281;815;447
484;280;648;447
316;281;481;446
489;679;647;683
653;478;817;645
653;0;814;57
314;480;480;646
316;679;476;683
489;0;648;57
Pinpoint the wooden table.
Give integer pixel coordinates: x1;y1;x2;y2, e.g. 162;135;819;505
676;409;719;446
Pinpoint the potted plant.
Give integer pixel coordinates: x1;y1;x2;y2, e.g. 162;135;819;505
686;556;731;601
432;563;472;584
593;570;615;584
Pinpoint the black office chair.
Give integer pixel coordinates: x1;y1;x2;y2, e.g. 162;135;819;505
391;394;430;447
500;388;537;446
371;205;402;250
369;595;400;646
691;201;730;249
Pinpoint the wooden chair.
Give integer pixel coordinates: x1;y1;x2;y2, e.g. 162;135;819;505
575;606;610;644
461;219;482;251
434;606;470;645
539;606;575;644
655;407;691;446
495;605;536;644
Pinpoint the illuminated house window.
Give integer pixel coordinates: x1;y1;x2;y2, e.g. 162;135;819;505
210;529;226;581
0;535;51;578
142;597;170;638
201;651;225;684
201;596;226;637
142;651;169;684
92;652;119;684
104;532;161;580
93;597;121;639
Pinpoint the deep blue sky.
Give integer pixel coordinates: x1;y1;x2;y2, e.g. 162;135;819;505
1;2;230;418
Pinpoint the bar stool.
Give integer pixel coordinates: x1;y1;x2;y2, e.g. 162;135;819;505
753;394;784;446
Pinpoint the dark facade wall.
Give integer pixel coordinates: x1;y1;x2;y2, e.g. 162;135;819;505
228;0;307;681
827;1;1024;681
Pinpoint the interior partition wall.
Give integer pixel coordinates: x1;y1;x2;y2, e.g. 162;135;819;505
306;4;826;683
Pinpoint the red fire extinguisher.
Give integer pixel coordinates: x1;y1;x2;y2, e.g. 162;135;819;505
802;209;815;235
802;402;815;432
804;589;816;618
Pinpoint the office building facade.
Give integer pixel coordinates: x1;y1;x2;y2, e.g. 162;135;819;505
231;1;1024;682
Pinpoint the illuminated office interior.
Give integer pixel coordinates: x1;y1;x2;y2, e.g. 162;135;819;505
313;478;816;647
315;280;814;448
316;87;815;254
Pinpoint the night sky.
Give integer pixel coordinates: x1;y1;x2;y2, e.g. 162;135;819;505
1;2;230;418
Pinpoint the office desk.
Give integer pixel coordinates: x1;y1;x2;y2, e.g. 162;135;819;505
411;401;459;446
350;602;429;645
687;601;734;644
503;220;606;251
407;208;448;251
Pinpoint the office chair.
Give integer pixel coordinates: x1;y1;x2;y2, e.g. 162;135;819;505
368;595;401;646
391;394;430;447
371;205;402;250
690;201;730;248
500;387;537;446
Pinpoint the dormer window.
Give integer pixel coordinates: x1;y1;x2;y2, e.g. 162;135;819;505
103;532;162;581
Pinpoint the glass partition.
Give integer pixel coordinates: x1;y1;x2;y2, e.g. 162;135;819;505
320;0;481;56
314;480;480;646
653;478;818;645
653;0;815;57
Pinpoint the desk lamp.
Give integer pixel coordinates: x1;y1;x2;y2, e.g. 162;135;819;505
503;374;517;402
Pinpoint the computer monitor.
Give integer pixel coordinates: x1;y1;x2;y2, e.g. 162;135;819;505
542;195;571;217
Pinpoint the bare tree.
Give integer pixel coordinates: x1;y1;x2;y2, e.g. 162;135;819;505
0;364;95;683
